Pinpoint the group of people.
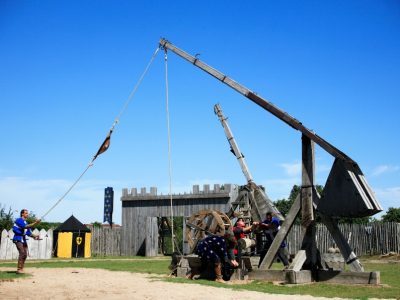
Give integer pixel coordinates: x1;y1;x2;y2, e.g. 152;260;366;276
188;211;289;282
12;208;288;280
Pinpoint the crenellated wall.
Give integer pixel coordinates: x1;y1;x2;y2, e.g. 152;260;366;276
122;183;233;198
120;183;238;256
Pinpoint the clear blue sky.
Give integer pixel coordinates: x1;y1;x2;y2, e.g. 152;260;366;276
1;1;399;224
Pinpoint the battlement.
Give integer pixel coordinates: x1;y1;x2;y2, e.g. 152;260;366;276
122;183;234;198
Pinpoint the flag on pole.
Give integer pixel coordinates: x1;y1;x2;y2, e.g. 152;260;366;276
103;187;114;226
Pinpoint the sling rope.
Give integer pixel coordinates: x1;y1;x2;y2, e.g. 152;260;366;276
40;46;161;220
164;49;175;253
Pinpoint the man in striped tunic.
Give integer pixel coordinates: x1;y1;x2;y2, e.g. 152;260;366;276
12;209;41;274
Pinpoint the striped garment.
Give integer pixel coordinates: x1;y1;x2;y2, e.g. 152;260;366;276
12;218;33;244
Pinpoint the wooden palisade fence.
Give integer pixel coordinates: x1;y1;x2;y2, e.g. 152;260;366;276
0;229;53;260
286;222;400;256
1;222;399;259
90;226;121;256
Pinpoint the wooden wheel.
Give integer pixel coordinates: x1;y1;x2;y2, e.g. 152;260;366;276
185;209;232;254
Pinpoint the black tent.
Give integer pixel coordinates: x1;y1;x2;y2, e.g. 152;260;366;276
53;215;91;258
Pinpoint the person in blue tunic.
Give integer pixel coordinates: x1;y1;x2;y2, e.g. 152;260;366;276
189;230;239;282
257;212;289;268
12;209;41;274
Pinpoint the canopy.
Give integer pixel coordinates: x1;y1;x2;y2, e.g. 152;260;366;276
54;215;91;232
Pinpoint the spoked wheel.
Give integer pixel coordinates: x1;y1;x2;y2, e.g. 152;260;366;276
185;209;232;254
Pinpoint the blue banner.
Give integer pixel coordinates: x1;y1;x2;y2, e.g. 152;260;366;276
103;187;114;225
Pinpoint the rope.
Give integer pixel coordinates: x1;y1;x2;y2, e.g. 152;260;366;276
41;164;92;219
40;46;161;220
164;49;175;253
114;47;161;125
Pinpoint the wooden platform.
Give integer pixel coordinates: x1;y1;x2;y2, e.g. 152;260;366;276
176;255;380;285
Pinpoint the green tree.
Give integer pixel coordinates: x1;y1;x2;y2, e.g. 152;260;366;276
91;221;102;228
273;184;324;223
273;185;302;223
381;207;400;223
26;211;61;230
0;204;14;232
273;184;302;217
274;198;293;217
0;206;60;231
35;222;62;231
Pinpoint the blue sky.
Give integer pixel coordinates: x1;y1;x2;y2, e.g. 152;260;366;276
1;1;399;224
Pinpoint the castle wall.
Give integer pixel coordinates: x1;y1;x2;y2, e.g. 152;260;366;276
120;184;238;255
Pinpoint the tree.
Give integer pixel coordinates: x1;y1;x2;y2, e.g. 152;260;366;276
0;204;14;232
381;207;400;223
273;184;324;223
273;185;302;224
274;198;293;218
91;221;102;228
26;211;61;230
273;184;302;217
0;206;60;231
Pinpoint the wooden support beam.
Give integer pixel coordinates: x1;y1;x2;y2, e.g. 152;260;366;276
313;188;364;272
285;270;379;285
317;270;380;284
301;134;315;227
300;135;319;271
319;212;364;272
247;270;286;281
288;250;307;272
300;222;319;271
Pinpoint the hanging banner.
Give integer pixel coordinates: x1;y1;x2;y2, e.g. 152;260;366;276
103;187;114;225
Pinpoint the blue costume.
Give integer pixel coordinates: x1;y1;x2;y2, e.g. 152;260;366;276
193;233;237;281
258;215;289;267
13;215;37;273
13;217;33;244
262;216;286;248
196;235;231;263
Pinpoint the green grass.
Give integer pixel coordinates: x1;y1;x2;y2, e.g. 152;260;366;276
0;256;170;275
1;257;399;299
0;270;31;281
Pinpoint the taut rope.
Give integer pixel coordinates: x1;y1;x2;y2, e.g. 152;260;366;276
164;49;175;252
41;47;161;219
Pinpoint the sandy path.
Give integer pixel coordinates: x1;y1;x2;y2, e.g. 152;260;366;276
0;267;343;300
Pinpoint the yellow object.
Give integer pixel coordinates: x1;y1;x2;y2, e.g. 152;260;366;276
84;232;91;258
57;232;73;258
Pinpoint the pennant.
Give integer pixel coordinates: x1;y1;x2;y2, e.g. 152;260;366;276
93;129;113;162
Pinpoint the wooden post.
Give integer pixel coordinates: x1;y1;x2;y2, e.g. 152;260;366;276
300;135;319;271
319;212;364;272
301;134;315;227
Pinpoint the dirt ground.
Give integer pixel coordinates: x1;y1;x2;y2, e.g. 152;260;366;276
0;267;345;300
